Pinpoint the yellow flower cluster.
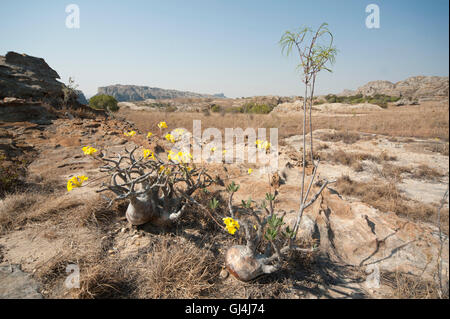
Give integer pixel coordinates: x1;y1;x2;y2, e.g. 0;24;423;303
67;175;88;192
158;121;168;129
124;130;136;137
143;149;155;160
255;140;271;151
223;217;240;235
82;146;97;155
158;165;171;175
248;168;253;174
168;150;192;164
147;132;153;138
165;133;175;143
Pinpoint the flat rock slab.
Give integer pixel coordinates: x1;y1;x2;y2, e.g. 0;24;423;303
0;264;43;299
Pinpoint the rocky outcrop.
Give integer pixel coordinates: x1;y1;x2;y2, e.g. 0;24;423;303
0;265;43;299
344;76;449;100
97;84;226;102
0;52;65;101
75;90;88;105
291;189;448;283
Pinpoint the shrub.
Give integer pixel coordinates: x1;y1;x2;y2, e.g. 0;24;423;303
89;94;119;112
240;102;274;114
210;104;221;113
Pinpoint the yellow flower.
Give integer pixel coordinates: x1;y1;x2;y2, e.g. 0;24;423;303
210;146;216;152
248;168;253;174
261;141;271;150
165;133;175;143
158;121;168;129
82;146;97;155
143;149;155;160
147;132;153;138
124;131;136;137
222;150;227;154
67;175;88;192
223;217;240;235
158;165;171;175
256;140;271;151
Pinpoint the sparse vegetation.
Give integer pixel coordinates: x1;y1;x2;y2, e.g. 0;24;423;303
89;94;119;112
240;102;275;114
335;175;449;233
324;93;401;108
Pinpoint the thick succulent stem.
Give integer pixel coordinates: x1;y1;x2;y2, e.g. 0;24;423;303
126;194;155;225
225;245;280;281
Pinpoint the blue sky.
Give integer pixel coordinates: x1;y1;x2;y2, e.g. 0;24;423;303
0;0;448;98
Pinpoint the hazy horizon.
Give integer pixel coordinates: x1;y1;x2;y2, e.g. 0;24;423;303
1;0;449;98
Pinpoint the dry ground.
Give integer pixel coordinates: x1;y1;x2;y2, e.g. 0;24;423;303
0;100;448;299
118;101;449;141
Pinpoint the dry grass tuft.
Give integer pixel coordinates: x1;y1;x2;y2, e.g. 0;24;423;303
335;175;449;233
318;131;362;144
0;192;43;233
318;149;396;171
381;271;445;299
0;191;121;234
411;164;445;182
74;262;136;299
135;237;220;298
380;163;410;181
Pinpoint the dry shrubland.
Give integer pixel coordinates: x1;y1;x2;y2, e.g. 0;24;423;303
335;175;449;233
119;102;449;141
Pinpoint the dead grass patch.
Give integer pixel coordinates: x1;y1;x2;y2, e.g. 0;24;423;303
381;271;445;299
380;163;411;181
135;237;220;298
335;175;449;233
411;164;446;182
119;101;449;141
317;131;362;144
318;149;396;171
0;191;120;235
74;261;136;299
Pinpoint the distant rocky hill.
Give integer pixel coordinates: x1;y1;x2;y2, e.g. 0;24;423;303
97;85;226;102
340;76;448;100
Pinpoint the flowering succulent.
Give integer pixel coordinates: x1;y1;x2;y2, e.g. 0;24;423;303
67;175;88;192
143;149;155;160
124;131;136;137
223;217;240;235
261;141;271;151
165;133;175;143
82;146;97;155
168;150;192;164
158;121;168;129
256;140;271;151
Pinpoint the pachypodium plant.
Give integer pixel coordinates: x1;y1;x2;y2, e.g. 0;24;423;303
216;24;337;281
212;182;315;282
97;145;214;226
